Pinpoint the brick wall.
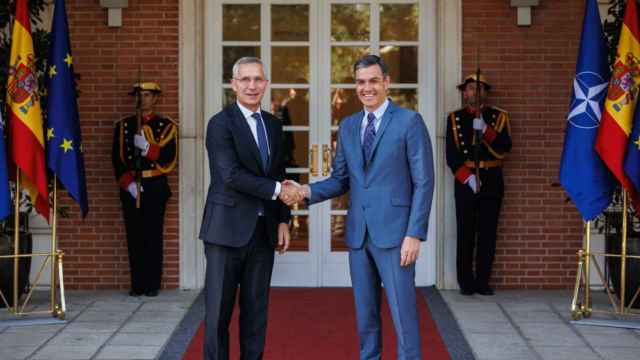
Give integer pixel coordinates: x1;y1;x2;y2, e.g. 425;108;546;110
59;0;179;290
462;0;585;289
54;0;587;290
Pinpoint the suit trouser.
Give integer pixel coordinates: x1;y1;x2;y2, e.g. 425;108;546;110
203;218;275;360
454;187;502;291
119;177;170;294
349;234;422;360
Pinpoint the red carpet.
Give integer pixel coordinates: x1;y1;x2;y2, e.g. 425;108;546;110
182;288;451;359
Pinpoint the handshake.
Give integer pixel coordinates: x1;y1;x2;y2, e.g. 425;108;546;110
279;180;310;206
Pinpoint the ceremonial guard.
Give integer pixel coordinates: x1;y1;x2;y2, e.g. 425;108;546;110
446;74;512;296
112;82;178;297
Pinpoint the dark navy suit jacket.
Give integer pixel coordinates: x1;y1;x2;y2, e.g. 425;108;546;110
199;103;291;248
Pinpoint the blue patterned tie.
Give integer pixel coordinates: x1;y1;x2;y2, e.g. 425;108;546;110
362;112;377;160
252;112;270;172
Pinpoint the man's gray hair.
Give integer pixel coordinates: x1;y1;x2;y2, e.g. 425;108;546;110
232;57;264;78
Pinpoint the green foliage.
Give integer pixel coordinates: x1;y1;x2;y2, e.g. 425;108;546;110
603;0;626;68
0;0;51;117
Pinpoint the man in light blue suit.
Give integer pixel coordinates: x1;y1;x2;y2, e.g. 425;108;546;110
292;55;434;359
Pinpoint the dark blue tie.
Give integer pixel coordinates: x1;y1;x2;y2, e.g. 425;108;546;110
362;112;377;160
252;112;270;172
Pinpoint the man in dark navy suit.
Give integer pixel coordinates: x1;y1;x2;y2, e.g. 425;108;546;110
199;57;296;360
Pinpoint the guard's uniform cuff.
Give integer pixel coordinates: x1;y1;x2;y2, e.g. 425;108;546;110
455;166;472;184
118;172;135;190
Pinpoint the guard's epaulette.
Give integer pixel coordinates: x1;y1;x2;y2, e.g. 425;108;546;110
161;115;179;126
115;114;134;125
490;106;509;114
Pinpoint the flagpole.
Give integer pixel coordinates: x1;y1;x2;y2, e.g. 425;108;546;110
585;220;591;313
12;168;20;313
50;176;57;313
621;190;628;313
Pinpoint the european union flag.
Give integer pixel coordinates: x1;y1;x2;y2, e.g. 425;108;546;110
0;111;11;220
559;0;614;221
46;0;88;217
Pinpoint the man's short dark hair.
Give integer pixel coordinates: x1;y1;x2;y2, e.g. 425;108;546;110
353;55;389;77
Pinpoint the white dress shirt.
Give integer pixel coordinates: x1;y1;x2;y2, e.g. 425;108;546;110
236;101;281;200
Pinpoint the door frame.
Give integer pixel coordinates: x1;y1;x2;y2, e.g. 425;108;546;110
178;0;462;289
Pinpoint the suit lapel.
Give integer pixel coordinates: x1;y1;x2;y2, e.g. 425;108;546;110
262;110;276;173
365;101;394;164
229;103;264;173
352;111;365;170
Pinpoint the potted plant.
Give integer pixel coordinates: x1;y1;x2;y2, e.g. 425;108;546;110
598;190;640;309
0;190;33;308
592;0;640;309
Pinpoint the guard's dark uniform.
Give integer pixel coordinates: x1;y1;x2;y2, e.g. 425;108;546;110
112;112;178;295
446;105;511;293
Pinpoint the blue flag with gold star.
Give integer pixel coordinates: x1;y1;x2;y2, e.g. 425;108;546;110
559;0;614;221
46;0;88;217
0;111;11;220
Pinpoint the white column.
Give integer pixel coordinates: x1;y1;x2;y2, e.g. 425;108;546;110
437;0;462;290
179;0;206;289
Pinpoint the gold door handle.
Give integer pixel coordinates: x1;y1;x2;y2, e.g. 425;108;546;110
322;144;331;176
310;144;319;177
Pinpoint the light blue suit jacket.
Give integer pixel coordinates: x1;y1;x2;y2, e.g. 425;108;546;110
309;101;434;249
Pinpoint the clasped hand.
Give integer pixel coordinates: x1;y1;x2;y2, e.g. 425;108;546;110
472;117;487;133
134;132;150;155
279;180;307;206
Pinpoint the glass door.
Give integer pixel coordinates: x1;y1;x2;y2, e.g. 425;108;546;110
319;0;432;286
216;0;322;286
211;0;435;287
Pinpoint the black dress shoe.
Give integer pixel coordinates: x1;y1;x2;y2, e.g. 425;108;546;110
476;287;494;296
145;290;158;297
460;288;475;296
129;290;143;297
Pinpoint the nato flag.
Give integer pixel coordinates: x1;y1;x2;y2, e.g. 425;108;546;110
0;112;11;220
46;0;88;217
559;0;614;221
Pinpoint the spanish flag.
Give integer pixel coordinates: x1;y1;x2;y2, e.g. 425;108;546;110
5;0;49;220
595;0;640;207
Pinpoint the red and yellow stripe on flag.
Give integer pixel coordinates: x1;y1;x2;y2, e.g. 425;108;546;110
596;0;640;206
5;0;49;220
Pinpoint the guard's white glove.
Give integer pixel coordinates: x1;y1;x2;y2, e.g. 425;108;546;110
473;117;487;133
466;175;479;194
126;182;143;199
134;133;150;155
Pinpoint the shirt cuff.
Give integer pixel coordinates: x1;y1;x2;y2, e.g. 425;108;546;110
272;181;281;200
118;172;135;190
